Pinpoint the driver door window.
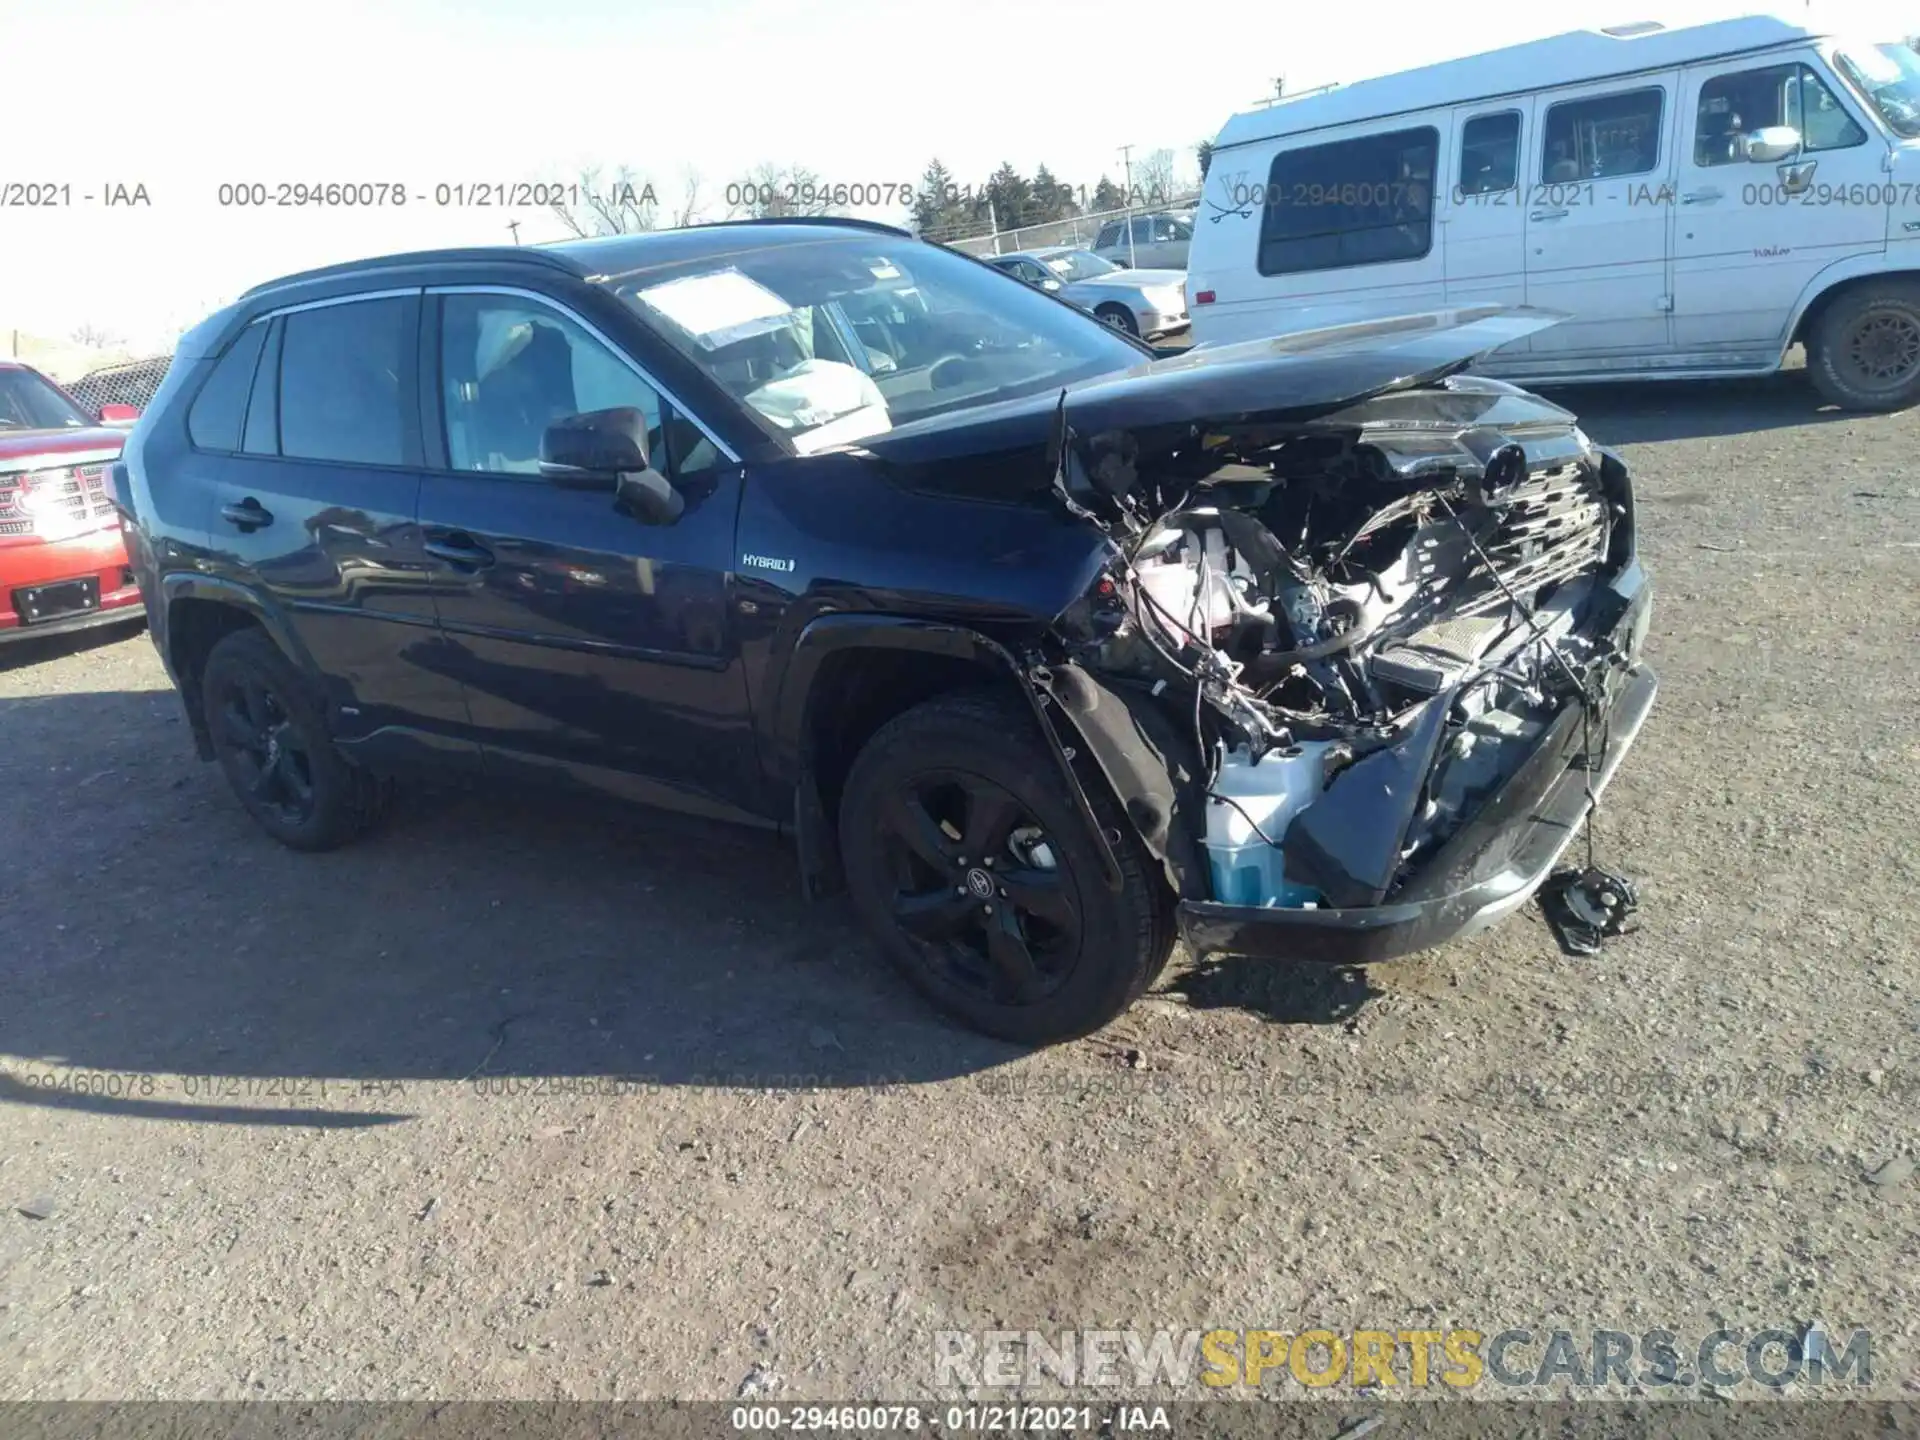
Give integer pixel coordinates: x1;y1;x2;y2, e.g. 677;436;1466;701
1694;62;1866;164
438;294;716;480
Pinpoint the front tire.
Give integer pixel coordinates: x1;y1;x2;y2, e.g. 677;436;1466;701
838;691;1174;1044
1094;304;1140;336
1807;281;1920;412
200;628;392;851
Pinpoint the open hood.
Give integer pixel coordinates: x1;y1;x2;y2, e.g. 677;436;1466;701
858;305;1564;490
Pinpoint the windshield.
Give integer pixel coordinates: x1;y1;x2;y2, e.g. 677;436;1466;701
1834;41;1920;138
0;368;90;431
603;236;1142;452
1044;250;1119;282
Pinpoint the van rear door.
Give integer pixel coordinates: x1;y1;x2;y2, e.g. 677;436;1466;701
1441;99;1536;356
1190;121;1449;345
1524;73;1680;362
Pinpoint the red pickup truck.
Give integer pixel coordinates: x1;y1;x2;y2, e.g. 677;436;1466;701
0;360;144;643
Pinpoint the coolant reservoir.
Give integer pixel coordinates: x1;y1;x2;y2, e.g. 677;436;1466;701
1203;742;1329;907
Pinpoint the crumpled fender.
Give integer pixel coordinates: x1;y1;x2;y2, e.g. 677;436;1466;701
1028;663;1211;902
782;614;1127;901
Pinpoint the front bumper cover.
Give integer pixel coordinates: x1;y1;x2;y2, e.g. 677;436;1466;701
1177;561;1655;966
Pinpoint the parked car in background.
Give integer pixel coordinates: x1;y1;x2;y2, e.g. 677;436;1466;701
1190;13;1920;410
987;247;1190;337
1092;212;1193;269
0;361;142;643
118;220;1653;1044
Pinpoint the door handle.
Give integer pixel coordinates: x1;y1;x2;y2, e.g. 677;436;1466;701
1529;207;1570;221
220;498;272;532
1777;159;1817;195
1681;188;1723;205
423;534;495;569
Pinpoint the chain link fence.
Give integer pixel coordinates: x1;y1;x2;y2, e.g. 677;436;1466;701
62;355;174;416
923;191;1200;257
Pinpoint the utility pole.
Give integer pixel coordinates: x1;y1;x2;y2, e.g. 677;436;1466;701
506;220;522;246
1118;144;1136;266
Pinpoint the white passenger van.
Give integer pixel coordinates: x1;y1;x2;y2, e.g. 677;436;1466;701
1187;15;1920;410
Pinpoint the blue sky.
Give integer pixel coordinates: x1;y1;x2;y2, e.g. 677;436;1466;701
2;0;1909;350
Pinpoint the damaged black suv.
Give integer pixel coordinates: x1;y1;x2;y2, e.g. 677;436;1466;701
117;218;1654;1043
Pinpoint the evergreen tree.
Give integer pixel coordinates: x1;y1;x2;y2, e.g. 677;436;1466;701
1031;164;1073;222
913;158;959;237
985;162;1033;229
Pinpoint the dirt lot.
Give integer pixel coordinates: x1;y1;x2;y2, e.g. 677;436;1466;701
1;373;1916;1404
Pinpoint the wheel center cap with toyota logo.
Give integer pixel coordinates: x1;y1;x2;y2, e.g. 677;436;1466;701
965;868;994;900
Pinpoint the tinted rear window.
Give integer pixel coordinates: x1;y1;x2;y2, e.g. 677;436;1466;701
187;321;268;451
278;297;413;466
1257;126;1437;275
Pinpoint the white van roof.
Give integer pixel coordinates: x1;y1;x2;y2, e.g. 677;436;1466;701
1212;14;1830;152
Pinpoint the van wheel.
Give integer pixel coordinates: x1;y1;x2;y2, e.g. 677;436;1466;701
1094;304;1140;336
838;691;1174;1045
200;628;392;851
1807;282;1920;412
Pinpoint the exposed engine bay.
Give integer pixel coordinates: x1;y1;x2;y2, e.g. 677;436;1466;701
1043;374;1638;912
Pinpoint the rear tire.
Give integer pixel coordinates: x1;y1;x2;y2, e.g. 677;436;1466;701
1094;304;1140;336
200;628;392;852
838;690;1174;1044
1807;281;1920;412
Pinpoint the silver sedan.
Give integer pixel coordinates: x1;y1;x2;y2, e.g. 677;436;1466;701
985;247;1189;340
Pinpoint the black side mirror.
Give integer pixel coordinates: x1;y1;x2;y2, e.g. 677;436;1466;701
541;407;650;484
539;407;683;524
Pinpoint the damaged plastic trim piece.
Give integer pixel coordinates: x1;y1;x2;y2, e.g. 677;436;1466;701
1180;650;1654;967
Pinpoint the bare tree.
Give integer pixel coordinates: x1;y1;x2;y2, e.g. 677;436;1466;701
70;322;124;350
671;167;707;229
729;163;842;219
549;165;660;237
1134;148;1178;207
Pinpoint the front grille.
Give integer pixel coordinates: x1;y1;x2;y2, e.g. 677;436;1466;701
1458;459;1610;617
0;462;115;537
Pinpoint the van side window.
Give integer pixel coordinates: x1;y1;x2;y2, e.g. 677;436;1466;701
186;321;268;452
1695;63;1866;165
278;297;414;466
1256;126;1438;276
1541;88;1665;181
1458;112;1521;196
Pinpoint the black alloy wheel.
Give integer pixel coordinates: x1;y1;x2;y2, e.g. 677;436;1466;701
212;669;316;828
839;691;1174;1044
199;627;392;851
878;768;1079;1008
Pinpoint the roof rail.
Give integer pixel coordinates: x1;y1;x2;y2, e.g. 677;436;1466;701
239;246;580;299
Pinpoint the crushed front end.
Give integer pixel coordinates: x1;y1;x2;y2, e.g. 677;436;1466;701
1036;367;1655;966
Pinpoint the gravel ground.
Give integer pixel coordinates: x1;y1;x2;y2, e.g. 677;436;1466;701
0;372;1915;1405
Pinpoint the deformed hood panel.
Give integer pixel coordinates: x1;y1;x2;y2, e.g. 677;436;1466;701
858;305;1565;487
1056;305;1562;432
